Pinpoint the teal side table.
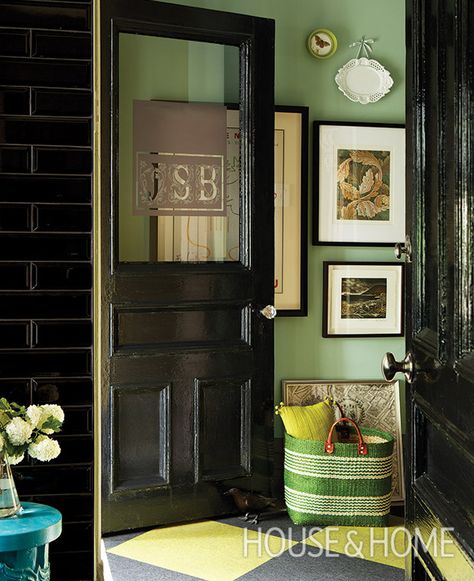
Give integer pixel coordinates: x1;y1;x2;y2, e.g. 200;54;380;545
0;502;62;581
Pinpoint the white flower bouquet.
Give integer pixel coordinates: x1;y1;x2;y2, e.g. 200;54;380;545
0;398;64;465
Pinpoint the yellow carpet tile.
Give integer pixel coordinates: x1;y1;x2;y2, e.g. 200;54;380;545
108;520;298;581
303;516;406;570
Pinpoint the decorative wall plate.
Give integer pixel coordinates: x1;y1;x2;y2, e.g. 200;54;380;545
307;28;337;59
335;57;393;104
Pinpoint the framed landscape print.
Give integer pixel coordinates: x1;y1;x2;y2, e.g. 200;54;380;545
323;262;404;337
313;122;405;245
281;379;405;502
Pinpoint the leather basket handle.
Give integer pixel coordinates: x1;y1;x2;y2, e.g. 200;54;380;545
325;417;368;455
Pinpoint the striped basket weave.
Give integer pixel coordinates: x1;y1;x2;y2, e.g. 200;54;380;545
284;417;394;527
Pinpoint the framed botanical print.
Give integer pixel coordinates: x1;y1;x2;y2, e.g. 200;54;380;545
323;261;404;337
313;121;405;245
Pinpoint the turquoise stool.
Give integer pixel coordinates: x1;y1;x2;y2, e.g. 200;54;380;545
0;502;62;580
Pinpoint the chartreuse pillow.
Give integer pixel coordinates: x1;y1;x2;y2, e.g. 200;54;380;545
275;399;335;441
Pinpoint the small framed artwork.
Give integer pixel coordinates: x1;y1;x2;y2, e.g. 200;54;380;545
281;379;405;502
323;262;404;337
307;28;338;59
313;121;405;245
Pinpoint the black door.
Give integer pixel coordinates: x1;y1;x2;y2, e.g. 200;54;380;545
389;0;474;578
98;1;275;533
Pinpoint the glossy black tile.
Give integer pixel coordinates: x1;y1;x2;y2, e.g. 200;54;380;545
0;322;30;348
34;148;92;174
0;118;91;146
32;89;91;117
0;204;30;231
0;234;90;260
48;435;93;464
2;3;94;575
0;379;31;403
0;351;91;377
0;88;30;115
28;494;93;522
55;521;93;552
0;31;30;58
0;146;30;173
0;263;29;289
34;263;92;290
0;58;91;89
50;551;93;581
32;31;91;60
1;3;90;32
57;406;92;435
14;465;92;495
0;176;91;203
0;293;90;318
33;378;93;406
35;204;92;231
35;321;92;348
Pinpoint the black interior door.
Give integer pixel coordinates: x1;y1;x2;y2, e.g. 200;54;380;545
404;0;474;578
99;1;275;534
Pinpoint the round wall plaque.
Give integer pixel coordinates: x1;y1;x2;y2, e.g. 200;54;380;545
307;28;337;59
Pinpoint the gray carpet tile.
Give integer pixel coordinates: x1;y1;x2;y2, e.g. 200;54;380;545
106;552;202;581
103;531;144;550
218;512;323;543
235;547;405;581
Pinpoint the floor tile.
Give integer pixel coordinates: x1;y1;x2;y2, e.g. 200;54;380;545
304;516;406;570
103;531;144;550
218;512;323;543
236;546;404;581
107;519;297;581
106;552;201;581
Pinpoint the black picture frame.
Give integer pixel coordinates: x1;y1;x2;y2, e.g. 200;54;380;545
323;261;405;337
312;121;405;247
274;105;308;317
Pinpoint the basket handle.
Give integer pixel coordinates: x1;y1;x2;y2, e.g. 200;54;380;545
325;417;368;455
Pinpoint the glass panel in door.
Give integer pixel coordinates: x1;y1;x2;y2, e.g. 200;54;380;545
118;33;241;263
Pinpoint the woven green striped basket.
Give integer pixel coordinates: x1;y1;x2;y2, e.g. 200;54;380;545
284;418;394;527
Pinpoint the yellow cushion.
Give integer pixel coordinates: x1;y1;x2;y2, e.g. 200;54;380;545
275;399;335;441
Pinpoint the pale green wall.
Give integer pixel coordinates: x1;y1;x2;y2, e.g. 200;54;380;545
163;0;406;434
126;0;407;433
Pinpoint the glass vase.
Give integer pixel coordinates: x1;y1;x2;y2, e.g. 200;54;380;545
0;453;21;517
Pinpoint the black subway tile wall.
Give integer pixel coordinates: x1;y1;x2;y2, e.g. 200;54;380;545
0;1;93;579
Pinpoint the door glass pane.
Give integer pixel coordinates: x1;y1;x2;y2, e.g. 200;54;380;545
118;33;240;263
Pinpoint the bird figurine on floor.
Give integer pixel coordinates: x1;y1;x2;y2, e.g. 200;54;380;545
223;487;277;524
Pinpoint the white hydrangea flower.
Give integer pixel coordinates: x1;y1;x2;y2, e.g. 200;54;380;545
28;436;61;462
7;453;25;465
26;405;43;428
5;417;33;445
38;405;65;434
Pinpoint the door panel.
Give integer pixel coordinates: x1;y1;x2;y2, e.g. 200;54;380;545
406;0;474;578
99;1;275;533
